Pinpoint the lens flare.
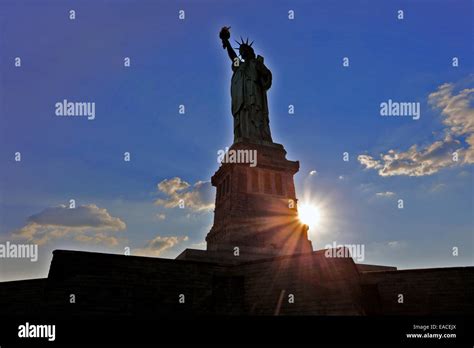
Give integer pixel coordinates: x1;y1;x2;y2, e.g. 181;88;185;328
298;203;321;228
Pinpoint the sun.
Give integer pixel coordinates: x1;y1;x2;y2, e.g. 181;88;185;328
298;203;321;228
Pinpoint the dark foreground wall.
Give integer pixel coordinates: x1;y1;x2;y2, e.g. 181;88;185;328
361;267;474;315
232;250;363;315
0;249;472;317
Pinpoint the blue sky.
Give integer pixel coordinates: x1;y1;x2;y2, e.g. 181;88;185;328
0;0;473;280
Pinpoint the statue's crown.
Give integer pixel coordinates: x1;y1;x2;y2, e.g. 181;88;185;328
234;36;254;50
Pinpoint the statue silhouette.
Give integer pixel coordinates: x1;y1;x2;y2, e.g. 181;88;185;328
219;27;273;143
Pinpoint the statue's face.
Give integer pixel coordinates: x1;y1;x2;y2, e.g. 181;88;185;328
239;45;254;60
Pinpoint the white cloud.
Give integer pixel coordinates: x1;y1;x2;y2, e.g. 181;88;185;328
134;235;189;257
26;204;125;229
357;183;376;192
189;241;206;250
429;84;474;139
388;241;402;248
375;191;395;198
430;183;447;193
74;233;123;246
358;82;474;176
358;155;382;170
157;177;190;195
154;177;214;212
11;204;126;246
155;213;166;221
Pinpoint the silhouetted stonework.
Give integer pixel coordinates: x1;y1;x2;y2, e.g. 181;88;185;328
0;249;472;317
206;141;313;256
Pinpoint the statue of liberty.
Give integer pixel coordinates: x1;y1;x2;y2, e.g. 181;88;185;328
219;27;273;143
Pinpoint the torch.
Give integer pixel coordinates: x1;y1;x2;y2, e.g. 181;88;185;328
219;26;231;49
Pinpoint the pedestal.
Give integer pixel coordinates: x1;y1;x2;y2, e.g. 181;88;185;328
205;139;313;256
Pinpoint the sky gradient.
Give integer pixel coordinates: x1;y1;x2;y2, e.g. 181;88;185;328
0;0;473;281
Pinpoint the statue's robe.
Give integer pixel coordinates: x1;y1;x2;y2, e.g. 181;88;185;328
231;57;273;143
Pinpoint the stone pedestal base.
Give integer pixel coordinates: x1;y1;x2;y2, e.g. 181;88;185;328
205;140;313;256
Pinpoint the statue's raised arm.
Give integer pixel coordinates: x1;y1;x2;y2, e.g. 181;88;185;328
219;27;238;63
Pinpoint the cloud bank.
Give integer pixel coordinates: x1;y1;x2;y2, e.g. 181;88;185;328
358;82;474;176
154;177;214;212
11;204;126;246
